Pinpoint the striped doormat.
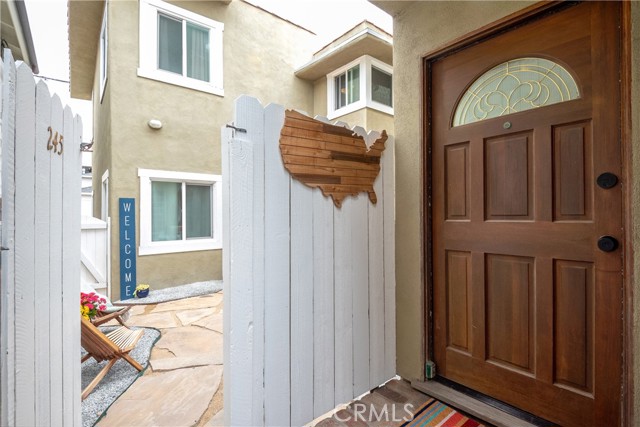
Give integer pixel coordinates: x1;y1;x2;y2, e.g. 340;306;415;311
403;398;484;427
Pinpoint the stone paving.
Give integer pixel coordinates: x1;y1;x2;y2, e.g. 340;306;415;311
97;293;224;426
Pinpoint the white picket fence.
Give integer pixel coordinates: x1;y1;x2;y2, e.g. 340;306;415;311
81;216;110;298
223;96;396;426
0;52;82;426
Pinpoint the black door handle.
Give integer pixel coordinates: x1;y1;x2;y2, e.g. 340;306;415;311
597;236;619;252
597;172;618;189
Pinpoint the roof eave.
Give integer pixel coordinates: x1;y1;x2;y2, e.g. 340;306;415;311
7;0;39;73
368;1;412;18
295;29;392;81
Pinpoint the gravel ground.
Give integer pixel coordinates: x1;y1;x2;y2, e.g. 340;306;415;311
81;327;161;427
81;281;223;426
113;280;223;305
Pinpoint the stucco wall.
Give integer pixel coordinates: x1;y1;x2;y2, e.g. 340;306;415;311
365;108;394;135
313;76;327;118
102;0;315;297
390;0;536;382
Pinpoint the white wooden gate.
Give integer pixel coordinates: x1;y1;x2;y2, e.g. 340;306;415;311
223;96;396;426
81;217;110;298
0;52;82;426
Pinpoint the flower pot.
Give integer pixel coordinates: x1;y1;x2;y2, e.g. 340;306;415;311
136;288;149;298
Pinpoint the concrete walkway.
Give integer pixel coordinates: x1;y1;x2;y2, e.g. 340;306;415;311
97;293;224;426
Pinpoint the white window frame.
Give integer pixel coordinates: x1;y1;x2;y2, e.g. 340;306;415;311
138;169;222;256
99;4;108;101
326;55;393;120
101;169;109;220
138;0;224;96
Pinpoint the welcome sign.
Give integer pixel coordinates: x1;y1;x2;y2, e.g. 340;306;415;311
119;198;137;300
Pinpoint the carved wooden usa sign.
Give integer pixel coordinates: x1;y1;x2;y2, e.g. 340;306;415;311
279;110;387;208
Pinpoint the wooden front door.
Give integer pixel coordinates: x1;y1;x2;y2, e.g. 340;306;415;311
431;3;622;426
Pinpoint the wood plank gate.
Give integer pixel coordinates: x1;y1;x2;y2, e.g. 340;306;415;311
0;51;83;426
223;96;396;426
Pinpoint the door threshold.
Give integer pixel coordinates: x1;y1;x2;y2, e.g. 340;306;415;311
412;378;556;427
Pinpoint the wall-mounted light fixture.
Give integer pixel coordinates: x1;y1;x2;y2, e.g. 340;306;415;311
148;119;163;130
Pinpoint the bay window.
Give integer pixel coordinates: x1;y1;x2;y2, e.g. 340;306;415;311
327;55;393;119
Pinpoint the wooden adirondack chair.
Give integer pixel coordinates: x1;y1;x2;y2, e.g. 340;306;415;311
81;317;145;400
92;305;132;327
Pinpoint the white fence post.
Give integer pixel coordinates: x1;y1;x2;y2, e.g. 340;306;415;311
223;96;396;427
0;51;82;427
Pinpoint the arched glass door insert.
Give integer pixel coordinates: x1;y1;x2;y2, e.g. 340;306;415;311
452;57;580;127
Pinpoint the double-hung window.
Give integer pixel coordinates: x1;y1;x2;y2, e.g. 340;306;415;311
327;55;393;119
138;0;224;96
139;169;222;255
334;65;360;110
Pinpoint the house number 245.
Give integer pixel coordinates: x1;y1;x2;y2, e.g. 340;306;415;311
47;126;64;155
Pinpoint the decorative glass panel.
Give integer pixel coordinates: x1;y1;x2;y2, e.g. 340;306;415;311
453;58;580;127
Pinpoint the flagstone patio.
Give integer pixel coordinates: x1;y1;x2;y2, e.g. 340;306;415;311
96;293;224;426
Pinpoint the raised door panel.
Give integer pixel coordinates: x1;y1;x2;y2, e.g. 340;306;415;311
445;143;470;220
554;260;594;394
446;251;472;352
553;121;593;221
486;254;534;373
485;133;533;220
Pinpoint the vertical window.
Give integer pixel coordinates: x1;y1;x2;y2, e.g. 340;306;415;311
101;172;109;221
139;0;223;95
334;65;360;110
371;66;392;107
158;14;183;75
99;4;108;100
186;23;210;82
139;169;221;255
151;181;182;241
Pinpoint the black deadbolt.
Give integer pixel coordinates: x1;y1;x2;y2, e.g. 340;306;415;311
597;235;619;252
597;172;618;189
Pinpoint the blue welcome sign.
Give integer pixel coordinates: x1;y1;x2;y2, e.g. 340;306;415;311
119;198;137;300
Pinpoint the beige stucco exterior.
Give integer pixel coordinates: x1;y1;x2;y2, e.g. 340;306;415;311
82;0;317;298
376;0;640;420
70;0;394;300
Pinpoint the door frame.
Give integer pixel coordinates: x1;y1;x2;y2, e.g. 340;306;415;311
420;1;634;423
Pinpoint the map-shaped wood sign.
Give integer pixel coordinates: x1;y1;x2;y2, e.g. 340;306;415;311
279;110;387;208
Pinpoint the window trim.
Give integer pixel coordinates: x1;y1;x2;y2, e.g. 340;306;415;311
138;168;222;256
138;0;224;96
99;4;108;102
326;55;393;120
101;169;109;220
